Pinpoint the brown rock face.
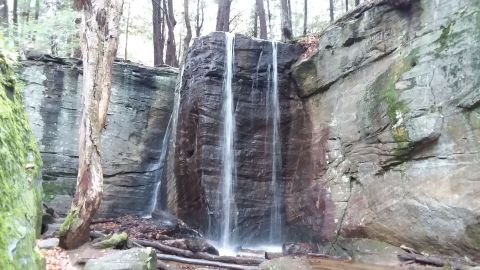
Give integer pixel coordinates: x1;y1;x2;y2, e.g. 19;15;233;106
171;32;314;245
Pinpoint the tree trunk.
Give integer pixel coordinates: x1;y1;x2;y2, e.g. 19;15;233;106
0;0;8;28
280;0;292;40
165;0;178;67
182;0;192;63
215;0;231;32
59;0;124;250
13;0;18;25
266;0;272;38
124;2;130;60
303;0;307;35
152;0;165;66
355;0;360;6
256;0;267;39
34;0;40;20
346;0;349;12
329;0;334;22
253;9;258;38
194;0;204;37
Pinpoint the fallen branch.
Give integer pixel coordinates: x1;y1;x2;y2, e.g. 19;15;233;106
398;253;445;267
156;254;258;270
135;239;264;265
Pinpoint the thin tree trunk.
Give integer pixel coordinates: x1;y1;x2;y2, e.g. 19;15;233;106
0;0;8;28
165;0;177;67
280;0;292;40
256;0;267;39
152;0;165;66
329;0;334;22
253;9;258;38
13;0;18;25
124;2;130;60
215;0;231;32
59;0;124;250
34;0;40;20
266;0;272;39
346;0;349;12
25;0;32;23
195;0;204;37
303;0;307;35
182;0;192;63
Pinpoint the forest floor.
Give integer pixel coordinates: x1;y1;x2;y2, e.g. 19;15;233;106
38;215;477;270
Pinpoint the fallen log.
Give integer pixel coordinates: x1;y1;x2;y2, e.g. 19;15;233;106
156;254;258;270
398;253;445;267
135;239;264;265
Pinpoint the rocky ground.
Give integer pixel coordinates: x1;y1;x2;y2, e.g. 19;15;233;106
38;213;479;270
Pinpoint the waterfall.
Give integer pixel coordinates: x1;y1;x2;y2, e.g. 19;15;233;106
147;67;184;217
220;32;237;249
269;41;282;244
147;116;172;215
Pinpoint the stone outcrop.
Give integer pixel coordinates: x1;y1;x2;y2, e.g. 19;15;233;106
171;0;480;260
0;53;43;269
21;56;177;217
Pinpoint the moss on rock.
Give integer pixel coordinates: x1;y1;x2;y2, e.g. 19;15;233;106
0;48;43;269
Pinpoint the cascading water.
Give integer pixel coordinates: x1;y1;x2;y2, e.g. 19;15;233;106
269;41;282;244
219;32;237;249
146;67;184;217
147;116;172;216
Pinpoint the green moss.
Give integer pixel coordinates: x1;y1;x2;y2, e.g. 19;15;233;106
464;223;480;249
59;207;79;236
367;49;419;153
436;22;452;54
92;232;128;249
0;44;43;269
42;181;75;203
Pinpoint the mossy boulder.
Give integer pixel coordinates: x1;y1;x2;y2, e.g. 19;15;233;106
0;49;43;269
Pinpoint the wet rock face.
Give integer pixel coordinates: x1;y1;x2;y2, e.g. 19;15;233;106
173;0;480;260
21;57;177;217
172;32;307;244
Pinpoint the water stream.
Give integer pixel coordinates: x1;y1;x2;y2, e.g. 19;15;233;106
269;41;282;244
220;32;237;249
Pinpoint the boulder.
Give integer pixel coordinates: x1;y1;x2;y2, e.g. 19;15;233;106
84;248;157;270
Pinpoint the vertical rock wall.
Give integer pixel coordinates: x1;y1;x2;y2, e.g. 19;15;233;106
0;53;43;269
21;56;177;217
172;0;480;259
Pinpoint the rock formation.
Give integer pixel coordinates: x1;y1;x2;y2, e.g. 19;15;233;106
170;0;480;259
21;56;177;217
0;53;43;269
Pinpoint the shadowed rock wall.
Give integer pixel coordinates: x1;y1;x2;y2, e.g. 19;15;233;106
21;56;177;217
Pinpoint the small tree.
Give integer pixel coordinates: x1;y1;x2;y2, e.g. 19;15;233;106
280;0;292;40
256;0;267;39
216;0;232;32
59;0;124;249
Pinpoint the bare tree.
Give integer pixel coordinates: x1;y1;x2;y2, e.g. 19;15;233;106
182;0;192;63
346;0;349;12
303;0;307;36
280;0;292;40
13;0;18;25
59;0;124;250
165;0;178;67
329;0;334;22
195;0;204;37
0;0;8;28
256;0;267;39
124;2;131;60
34;0;40;20
266;0;272;38
152;0;165;66
216;0;232;32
